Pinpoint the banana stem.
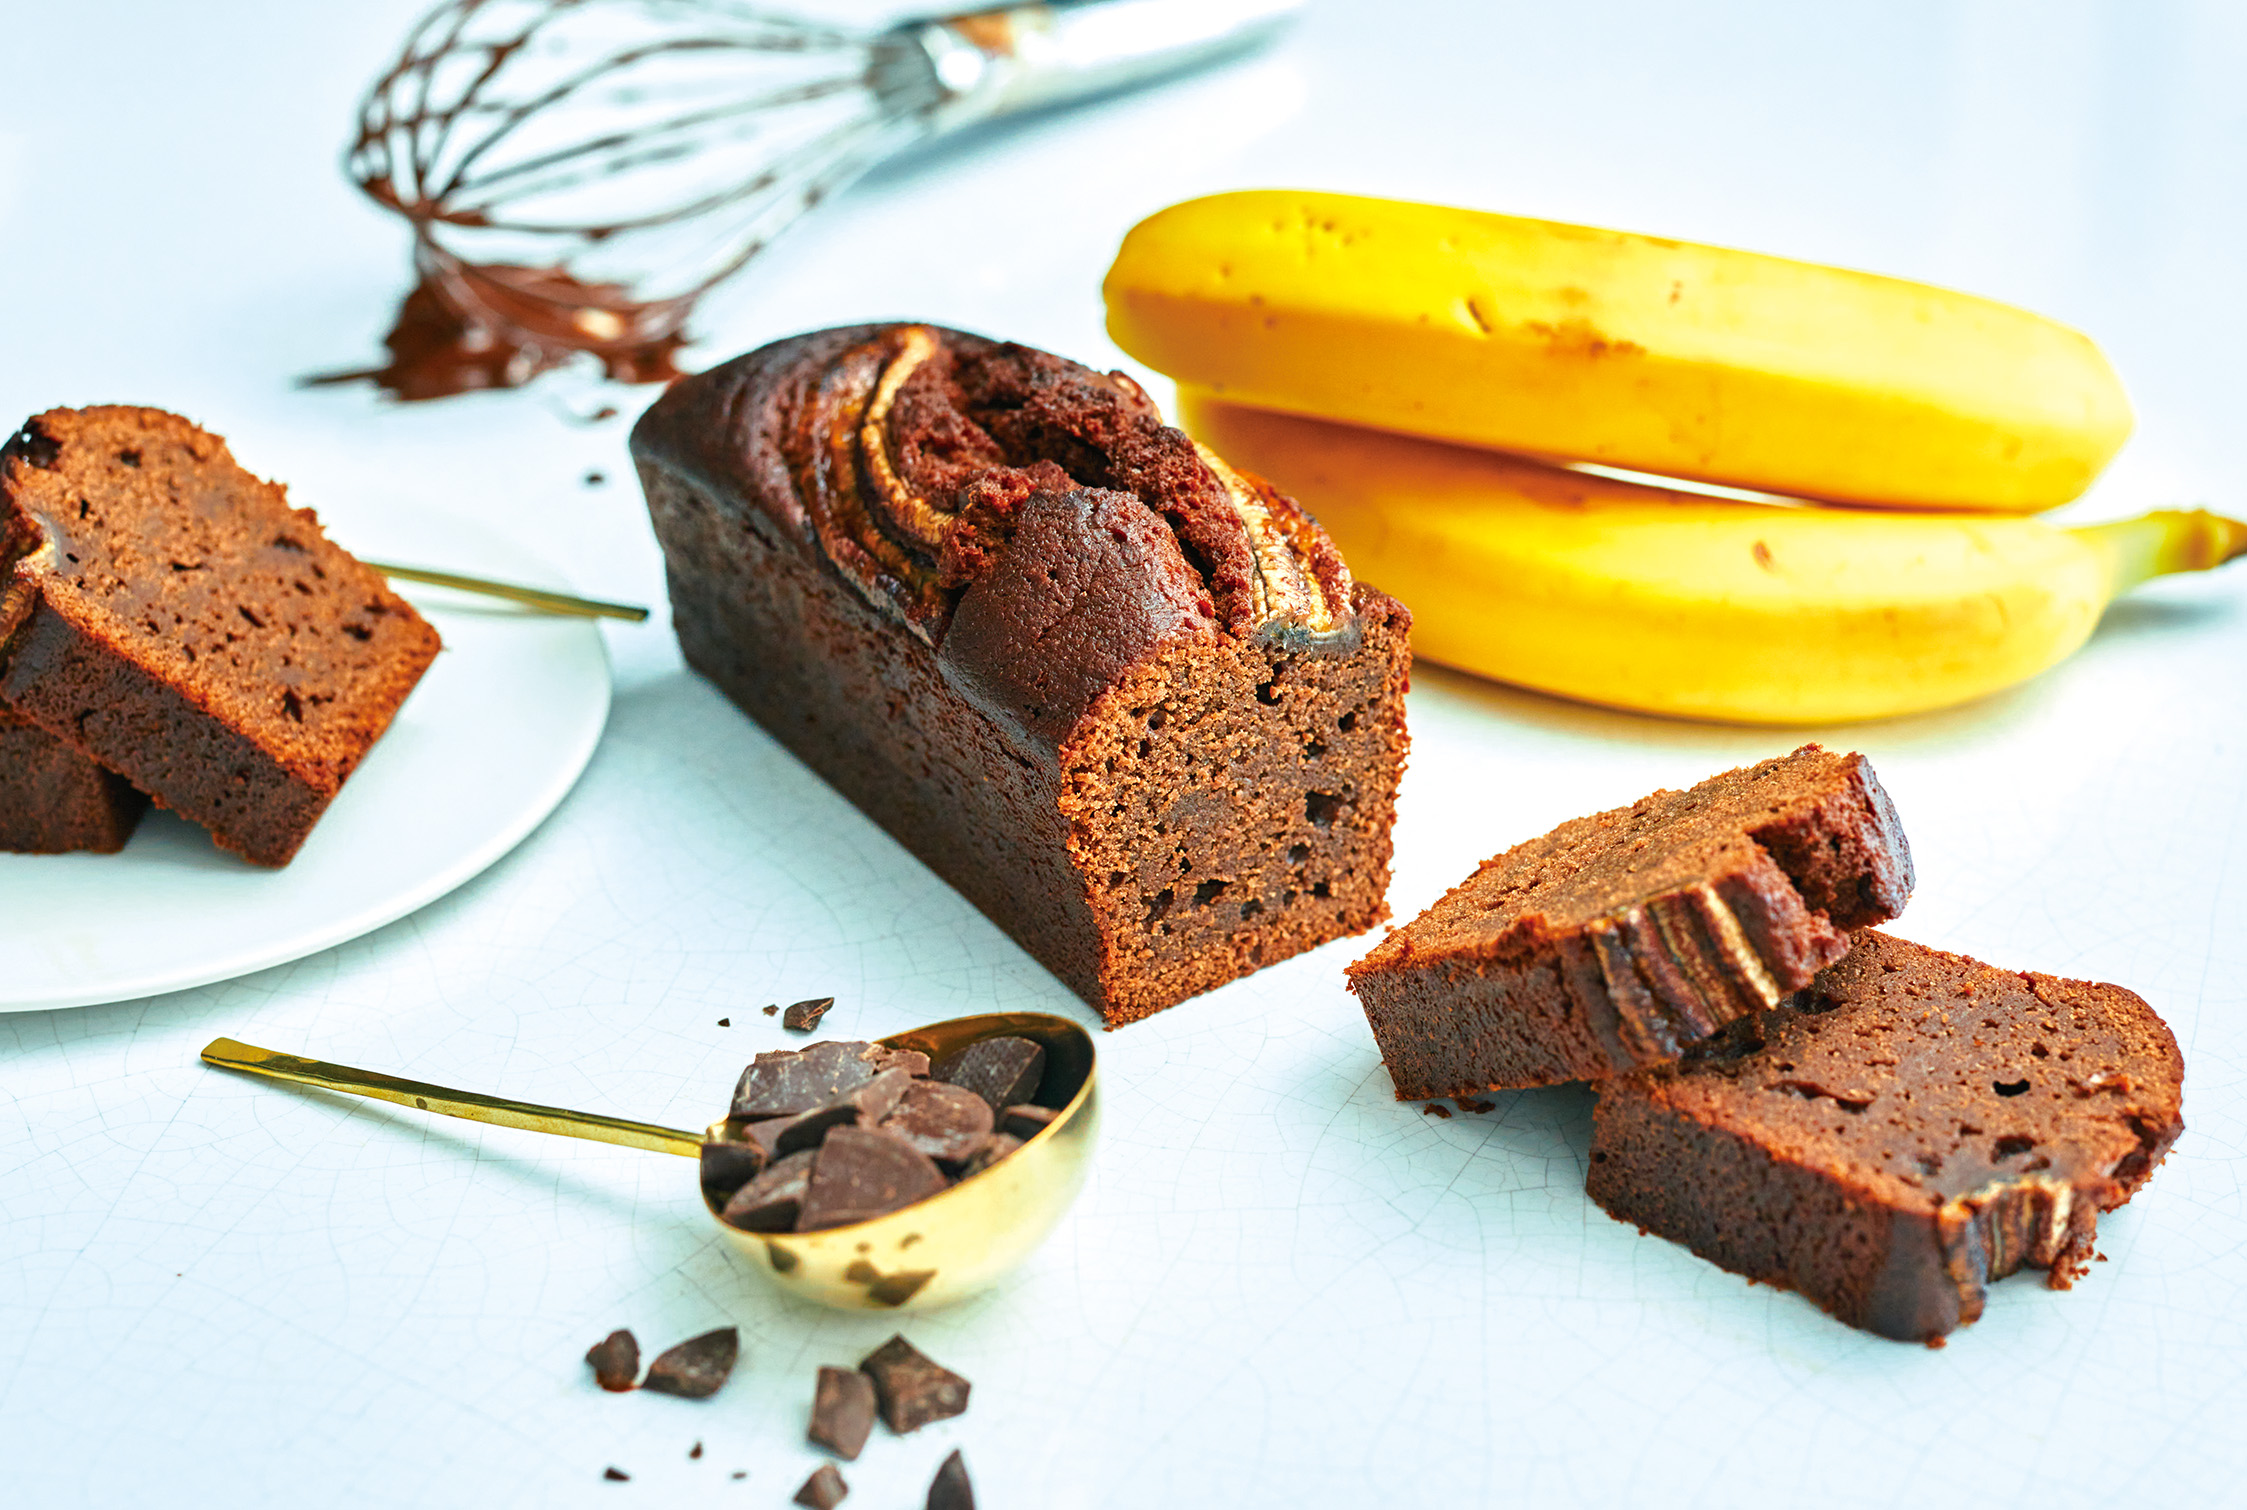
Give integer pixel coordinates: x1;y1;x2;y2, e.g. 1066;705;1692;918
2075;509;2247;597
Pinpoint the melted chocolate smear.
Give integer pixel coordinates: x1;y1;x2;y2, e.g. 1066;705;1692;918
305;260;690;403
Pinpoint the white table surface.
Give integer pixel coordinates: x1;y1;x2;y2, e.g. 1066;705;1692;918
4;3;2243;1505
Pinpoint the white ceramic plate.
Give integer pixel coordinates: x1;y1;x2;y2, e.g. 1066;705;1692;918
0;500;613;1012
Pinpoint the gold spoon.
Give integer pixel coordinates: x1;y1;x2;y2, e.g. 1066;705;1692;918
201;1011;1097;1311
364;560;651;621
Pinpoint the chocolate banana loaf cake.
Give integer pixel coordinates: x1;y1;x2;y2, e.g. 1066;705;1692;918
0;702;146;853
0;407;442;866
633;324;1411;1024
1348;746;1912;1095
1586;930;2184;1341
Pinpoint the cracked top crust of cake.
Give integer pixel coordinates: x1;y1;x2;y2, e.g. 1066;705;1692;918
630;323;1367;751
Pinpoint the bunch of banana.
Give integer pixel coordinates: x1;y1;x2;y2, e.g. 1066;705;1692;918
1103;190;2244;723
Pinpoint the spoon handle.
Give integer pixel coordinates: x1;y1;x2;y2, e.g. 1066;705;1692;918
200;1037;701;1158
361;561;651;622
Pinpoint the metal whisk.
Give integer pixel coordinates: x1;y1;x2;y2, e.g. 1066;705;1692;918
339;0;1301;398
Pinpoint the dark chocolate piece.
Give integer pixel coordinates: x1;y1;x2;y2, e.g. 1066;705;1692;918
858;1335;971;1434
808;1364;877;1460
721;1149;815;1232
958;1133;1024;1176
0;408;442;866
795;1464;849;1509
775;1067;916;1157
1587;931;2185;1342
933;1036;1046;1115
797;1127;948;1231
1348;745;1915;1095
732;1041;896;1119
689;1441;703;1459
999;1104;1059;1141
880;1081;996;1167
633;324;1412;1025
641;1327;739;1399
784;996;836;1032
584;1329;639;1392
926;1450;974;1510
603;1466;630;1481
763;1003;780;1016
699;1120;776;1209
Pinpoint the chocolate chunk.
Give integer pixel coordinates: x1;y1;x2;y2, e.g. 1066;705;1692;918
585;1329;639;1392
763;1003;779;1016
1000;1103;1059;1140
699;1120;775;1208
722;1149;816;1231
808;1364;877;1460
933;1036;1046;1114
689;1441;703;1460
795;1464;849;1508
858;1335;971;1433
798;1127;948;1231
957;1133;1024;1177
926;1450;974;1510
785;996;837;1032
881;1081;996;1166
642;1327;739;1399
733;1041;903;1119
604;1466;630;1481
776;1067;918;1156
718;1017;731;1027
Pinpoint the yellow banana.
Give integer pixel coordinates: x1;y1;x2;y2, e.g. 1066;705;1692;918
1181;394;2244;724
1109;190;2133;514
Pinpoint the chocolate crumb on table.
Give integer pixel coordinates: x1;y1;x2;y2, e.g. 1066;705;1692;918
584;1329;640;1392
808;1365;877;1460
640;1327;739;1398
784;996;836;1032
859;1335;970;1433
718;1017;731;1027
688;1440;703;1460
603;1467;630;1482
926;1449;974;1510
763;1004;780;1017
1422;1103;1451;1119
795;1463;849;1508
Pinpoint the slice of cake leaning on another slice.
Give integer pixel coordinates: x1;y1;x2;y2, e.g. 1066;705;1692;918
632;324;1412;1025
1347;746;1913;1096
1586;931;2185;1342
0;407;442;866
0;702;147;853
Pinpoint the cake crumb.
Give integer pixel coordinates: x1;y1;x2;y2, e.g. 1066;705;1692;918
1423;1103;1451;1119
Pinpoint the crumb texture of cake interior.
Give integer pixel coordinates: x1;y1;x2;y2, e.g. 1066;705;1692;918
0;701;147;853
0;406;442;866
1348;745;1914;1096
632;323;1412;1024
1586;930;2184;1342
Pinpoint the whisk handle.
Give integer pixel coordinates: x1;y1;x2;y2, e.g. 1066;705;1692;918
903;0;1304;132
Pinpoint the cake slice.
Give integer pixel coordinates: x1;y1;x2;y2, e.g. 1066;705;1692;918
0;702;147;853
1586;931;2184;1341
1347;746;1912;1095
0;407;442;865
633;324;1411;1024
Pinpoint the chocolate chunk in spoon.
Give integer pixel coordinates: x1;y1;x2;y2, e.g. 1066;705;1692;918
807;1364;877;1460
880;1081;995;1167
584;1328;640;1392
775;1067;916;1156
721;1148;816;1231
858;1335;971;1433
1000;1103;1059;1140
956;1133;1024;1177
699;1116;790;1207
933;1036;1046;1114
732;1040;926;1118
797;1127;948;1231
926;1450;974;1510
641;1326;739;1399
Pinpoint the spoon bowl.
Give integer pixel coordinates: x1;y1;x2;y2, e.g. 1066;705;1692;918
715;1011;1099;1311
